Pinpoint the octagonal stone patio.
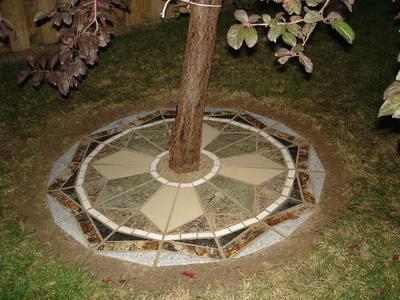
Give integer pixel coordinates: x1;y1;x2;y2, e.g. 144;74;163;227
46;107;326;267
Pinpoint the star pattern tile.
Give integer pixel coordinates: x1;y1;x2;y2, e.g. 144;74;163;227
47;108;325;267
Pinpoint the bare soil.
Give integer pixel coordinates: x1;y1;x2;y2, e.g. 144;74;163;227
158;154;213;183
5;93;348;292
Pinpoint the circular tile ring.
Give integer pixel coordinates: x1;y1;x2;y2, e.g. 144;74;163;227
150;149;221;187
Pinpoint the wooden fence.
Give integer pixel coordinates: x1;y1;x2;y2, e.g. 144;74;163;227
0;0;177;52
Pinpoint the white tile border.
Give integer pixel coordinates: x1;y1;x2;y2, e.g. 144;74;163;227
149;150;221;187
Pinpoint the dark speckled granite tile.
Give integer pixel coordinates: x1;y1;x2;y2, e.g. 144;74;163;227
91;217;113;239
223;224;267;258
72;140;90;163
61;188;81;205
215;135;257;158
274;198;302;214
239;114;268;129
297;144;310;170
96;208;135;224
205;133;250;153
209;175;255;212
168;216;211;234
127;133;163;156
207;213;247;231
255;186;280;214
106;231;147;242
298;172;316;204
97;173;154;203
136;130;170;150
76;213;102;246
177;238;218;249
48;162;80;190
98;240;159;251
109;134;131;148
83;166;107;203
162;241;222;259
195;182;247;216
257;139;287;166
48;191;83;215
98;180;161;209
123;212;162;233
260;172;288;194
290;178;302;201
218;228;247;246
84;141;101;158
264;203;309;226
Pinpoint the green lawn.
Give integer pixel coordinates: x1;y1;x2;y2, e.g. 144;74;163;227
1;0;400;298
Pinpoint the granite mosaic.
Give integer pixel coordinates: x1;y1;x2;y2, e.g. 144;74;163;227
47;108;325;266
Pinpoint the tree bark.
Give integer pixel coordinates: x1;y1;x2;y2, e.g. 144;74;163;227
169;0;222;173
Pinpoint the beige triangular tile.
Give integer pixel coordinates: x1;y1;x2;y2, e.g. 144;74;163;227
92;149;154;165
219;166;284;186
221;153;285;169
167;188;204;232
92;150;154;180
202;123;220;148
140;186;178;231
93;164;150;180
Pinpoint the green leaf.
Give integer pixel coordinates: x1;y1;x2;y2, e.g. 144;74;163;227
262;14;271;26
326;12;344;23
227;24;245;50
278;56;291;64
293;43;304;52
283;0;302;15
248;14;261;23
384;81;400;100
379;94;400;118
332;20;355;44
341;0;354;12
244;27;258;48
286;23;302;38
304;11;323;23
267;21;285;42
34;11;49;22
306;0;324;7
275;48;291;57
234;10;248;24
282;31;297;47
298;52;313;73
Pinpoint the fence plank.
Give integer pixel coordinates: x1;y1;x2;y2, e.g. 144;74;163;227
37;0;59;44
1;0;30;51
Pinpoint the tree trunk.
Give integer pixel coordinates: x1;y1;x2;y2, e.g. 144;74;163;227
169;0;222;173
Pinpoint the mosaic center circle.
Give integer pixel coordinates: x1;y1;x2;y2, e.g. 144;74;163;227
151;150;220;187
47;108;326;267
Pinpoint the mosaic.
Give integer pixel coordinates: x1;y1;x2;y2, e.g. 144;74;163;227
47;108;326;267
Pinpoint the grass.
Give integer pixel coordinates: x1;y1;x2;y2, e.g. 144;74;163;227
1;0;400;298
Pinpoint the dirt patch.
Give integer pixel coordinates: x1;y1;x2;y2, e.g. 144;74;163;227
4;91;348;293
157;154;213;183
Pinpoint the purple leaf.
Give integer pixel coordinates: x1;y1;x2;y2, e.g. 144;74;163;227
45;71;58;86
17;69;33;84
49;52;59;69
57;72;70;96
32;71;45;87
26;56;35;69
38;54;47;69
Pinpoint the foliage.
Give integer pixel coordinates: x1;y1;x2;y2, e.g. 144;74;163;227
379;0;400;119
227;0;355;73
18;0;129;96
